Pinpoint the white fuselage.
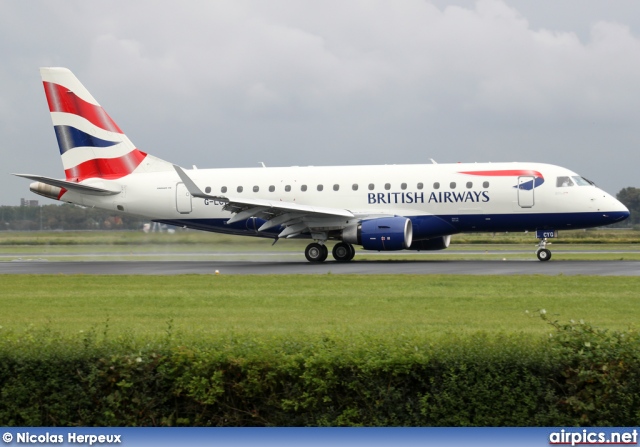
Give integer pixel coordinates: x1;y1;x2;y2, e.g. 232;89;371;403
57;161;629;241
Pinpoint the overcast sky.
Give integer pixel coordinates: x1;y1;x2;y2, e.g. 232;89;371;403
1;0;639;206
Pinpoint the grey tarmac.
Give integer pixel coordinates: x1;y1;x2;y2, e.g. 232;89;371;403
1;260;639;275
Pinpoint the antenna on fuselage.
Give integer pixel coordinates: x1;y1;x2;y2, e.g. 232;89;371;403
429;158;437;164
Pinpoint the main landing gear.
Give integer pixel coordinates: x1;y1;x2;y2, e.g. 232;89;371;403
304;242;355;263
305;243;328;263
332;242;356;262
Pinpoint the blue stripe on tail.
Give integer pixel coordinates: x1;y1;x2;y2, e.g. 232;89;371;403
54;125;118;154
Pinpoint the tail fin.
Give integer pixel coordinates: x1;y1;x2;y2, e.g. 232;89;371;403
40;67;170;181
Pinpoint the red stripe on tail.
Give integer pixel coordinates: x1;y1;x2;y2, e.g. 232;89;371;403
43;81;123;134
64;149;147;181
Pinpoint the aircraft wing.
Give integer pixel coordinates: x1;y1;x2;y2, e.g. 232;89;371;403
173;165;357;238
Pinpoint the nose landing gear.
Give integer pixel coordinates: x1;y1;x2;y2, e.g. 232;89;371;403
535;230;556;261
536;244;552;261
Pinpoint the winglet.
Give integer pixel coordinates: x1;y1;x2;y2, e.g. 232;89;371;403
173;165;227;201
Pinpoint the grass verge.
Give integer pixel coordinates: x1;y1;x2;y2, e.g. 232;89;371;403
1;274;638;338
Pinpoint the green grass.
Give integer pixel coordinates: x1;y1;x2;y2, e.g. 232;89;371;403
1;231;638;338
1;275;638;339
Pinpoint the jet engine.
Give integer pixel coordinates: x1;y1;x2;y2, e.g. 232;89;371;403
343;217;413;250
29;182;62;200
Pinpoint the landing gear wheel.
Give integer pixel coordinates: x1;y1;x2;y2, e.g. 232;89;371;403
346;244;355;261
305;243;328;263
321;244;329;261
536;248;552;262
535;235;553;262
332;242;355;262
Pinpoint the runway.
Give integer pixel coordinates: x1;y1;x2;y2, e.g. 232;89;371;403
1;259;639;275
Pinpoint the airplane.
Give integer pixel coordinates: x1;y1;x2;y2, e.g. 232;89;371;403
14;67;630;262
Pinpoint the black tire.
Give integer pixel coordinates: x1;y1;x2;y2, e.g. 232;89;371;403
536;248;552;261
305;243;328;263
346;243;355;261
332;242;354;262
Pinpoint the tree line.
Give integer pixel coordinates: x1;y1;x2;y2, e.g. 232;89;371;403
0;204;147;231
1;186;637;231
617;187;640;226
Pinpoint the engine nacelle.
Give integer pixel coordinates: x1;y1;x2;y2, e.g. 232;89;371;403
29;182;62;200
408;235;451;251
343;217;413;251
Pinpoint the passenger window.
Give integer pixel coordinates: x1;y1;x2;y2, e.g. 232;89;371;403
385;183;391;190
333;184;339;191
556;176;574;187
237;186;243;193
253;186;259;192
483;181;489;188
352;184;358;191
417;183;423;190
285;185;291;192
221;186;227;193
368;183;375;190
301;185;307;192
450;182;456;189
466;182;473;189
317;184;323;191
269;185;275;192
433;182;440;189
205;186;211;193
401;183;407;190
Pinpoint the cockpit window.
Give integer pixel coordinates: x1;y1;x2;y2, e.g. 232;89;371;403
556;176;574;187
572;176;594;186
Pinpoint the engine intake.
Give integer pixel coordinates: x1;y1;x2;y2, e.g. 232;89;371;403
343;217;413;251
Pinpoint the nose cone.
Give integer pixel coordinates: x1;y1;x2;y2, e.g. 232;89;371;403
616;205;631;223
603;191;630;223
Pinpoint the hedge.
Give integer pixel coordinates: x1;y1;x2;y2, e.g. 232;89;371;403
1;317;640;426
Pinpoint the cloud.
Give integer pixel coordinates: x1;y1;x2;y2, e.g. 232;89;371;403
2;0;640;205
70;0;640;124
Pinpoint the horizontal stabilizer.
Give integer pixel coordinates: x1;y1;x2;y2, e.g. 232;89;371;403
12;173;121;196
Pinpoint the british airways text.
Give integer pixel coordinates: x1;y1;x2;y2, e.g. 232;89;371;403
368;191;490;204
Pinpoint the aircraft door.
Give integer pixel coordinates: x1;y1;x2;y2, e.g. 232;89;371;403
517;176;534;208
176;183;192;214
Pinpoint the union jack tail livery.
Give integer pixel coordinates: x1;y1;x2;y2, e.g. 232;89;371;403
13;67;630;263
41;67;171;182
